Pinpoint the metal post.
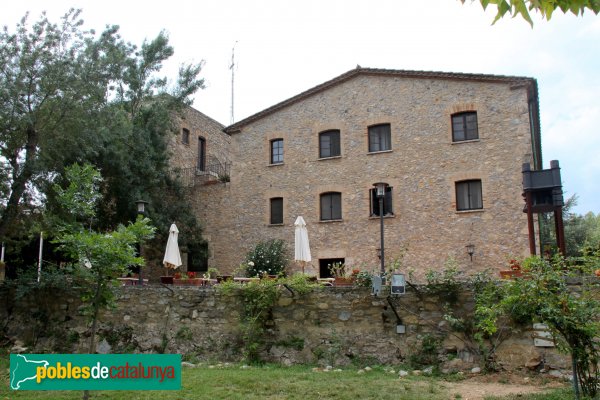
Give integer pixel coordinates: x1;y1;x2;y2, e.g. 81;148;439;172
135;200;148;286
555;206;566;256
138;245;143;286
38;232;43;283
525;192;536;255
379;196;385;284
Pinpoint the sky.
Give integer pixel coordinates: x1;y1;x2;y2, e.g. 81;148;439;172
2;1;599;214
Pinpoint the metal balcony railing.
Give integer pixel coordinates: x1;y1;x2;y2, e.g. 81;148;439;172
175;161;231;187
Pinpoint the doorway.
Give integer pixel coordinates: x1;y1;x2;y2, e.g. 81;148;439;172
319;258;345;278
198;136;206;171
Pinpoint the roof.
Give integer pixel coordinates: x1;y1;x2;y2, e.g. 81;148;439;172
185;104;226;130
223;67;542;168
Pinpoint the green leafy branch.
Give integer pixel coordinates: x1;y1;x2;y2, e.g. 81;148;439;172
461;0;600;26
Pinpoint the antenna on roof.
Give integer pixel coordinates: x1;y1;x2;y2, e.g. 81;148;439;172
230;41;238;125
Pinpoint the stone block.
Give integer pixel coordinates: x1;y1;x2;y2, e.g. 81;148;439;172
278;297;294;307
338;311;351;321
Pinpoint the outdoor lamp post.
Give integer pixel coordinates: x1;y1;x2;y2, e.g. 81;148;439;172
466;244;475;262
373;182;389;284
135;200;148;285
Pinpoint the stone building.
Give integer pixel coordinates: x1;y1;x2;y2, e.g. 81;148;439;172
171;68;542;279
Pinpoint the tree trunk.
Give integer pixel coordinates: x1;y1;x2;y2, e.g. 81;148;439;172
0;126;39;241
83;273;103;400
571;353;580;400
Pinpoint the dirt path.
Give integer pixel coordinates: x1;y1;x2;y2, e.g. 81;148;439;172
438;374;567;400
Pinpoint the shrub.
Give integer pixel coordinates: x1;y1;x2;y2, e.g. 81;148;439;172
245;239;288;277
424;258;462;304
353;271;373;288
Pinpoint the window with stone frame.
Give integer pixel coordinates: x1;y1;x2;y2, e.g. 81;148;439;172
320;192;342;221
455;180;483;211
368;123;391;152
270;197;283;224
451;112;479;142
370;186;394;217
271;138;284;164
319;130;341;158
182;128;190;145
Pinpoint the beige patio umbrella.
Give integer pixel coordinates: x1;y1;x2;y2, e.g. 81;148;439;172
294;216;312;274
163;223;182;275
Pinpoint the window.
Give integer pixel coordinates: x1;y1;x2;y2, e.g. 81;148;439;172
320;192;342;221
271;139;283;164
319;130;341;158
370;187;394;217
456;180;483;211
368;124;391;152
319;258;345;278
452;112;478;142
270;197;283;224
182;128;190;145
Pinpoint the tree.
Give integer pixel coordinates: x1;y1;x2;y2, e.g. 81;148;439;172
461;0;600;25
477;255;600;399
540;195;600;257
0;10;206;264
0;9;114;240
53;164;154;400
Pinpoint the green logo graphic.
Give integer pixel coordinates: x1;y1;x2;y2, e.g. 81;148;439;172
10;354;181;391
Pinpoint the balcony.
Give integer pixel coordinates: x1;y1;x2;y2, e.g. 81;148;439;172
176;161;230;187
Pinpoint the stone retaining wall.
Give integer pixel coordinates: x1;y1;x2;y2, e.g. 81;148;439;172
0;285;569;373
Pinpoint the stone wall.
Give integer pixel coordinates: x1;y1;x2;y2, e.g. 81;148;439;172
167;106;231;189
0;285;569;373
191;73;535;278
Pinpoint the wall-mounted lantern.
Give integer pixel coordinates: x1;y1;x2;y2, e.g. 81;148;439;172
466;244;475;262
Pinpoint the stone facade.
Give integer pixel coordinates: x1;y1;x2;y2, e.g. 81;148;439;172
176;69;541;279
167;105;231;189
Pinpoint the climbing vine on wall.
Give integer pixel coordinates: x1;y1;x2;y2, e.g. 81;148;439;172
217;275;318;363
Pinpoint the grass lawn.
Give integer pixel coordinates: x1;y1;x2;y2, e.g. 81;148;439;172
1;356;574;400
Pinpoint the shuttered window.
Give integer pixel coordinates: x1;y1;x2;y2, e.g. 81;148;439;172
319;130;341;158
456;180;483;211
368;124;391;152
320;192;342;221
452;112;479;142
270;197;283;224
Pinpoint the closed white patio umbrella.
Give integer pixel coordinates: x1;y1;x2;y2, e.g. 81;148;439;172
163;223;182;275
294;216;311;274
